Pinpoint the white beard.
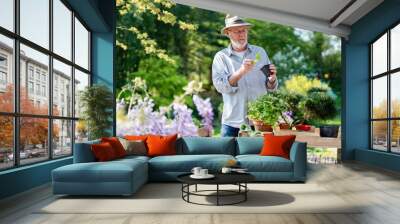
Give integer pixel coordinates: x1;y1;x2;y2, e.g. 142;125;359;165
230;39;247;50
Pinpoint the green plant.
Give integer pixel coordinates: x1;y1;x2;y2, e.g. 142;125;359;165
280;90;306;126
284;75;330;96
79;84;114;140
240;124;248;131
247;91;286;125
304;90;337;123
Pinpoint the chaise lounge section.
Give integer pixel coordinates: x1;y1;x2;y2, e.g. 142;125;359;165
52;137;307;196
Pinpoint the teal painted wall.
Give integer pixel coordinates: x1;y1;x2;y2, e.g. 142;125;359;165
343;0;400;171
92;31;116;135
0;0;115;200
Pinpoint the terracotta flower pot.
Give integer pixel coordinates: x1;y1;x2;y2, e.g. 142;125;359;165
253;120;273;132
295;124;311;131
197;127;211;137
279;123;290;130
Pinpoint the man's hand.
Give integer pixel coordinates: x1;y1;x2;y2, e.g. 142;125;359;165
268;64;277;82
239;59;255;76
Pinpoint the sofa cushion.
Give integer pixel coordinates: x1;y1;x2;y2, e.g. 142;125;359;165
149;154;235;172
91;142;118;161
119;138;147;156
260;134;296;159
101;137;127;158
177;137;236;155
147;134;178;157
52;159;147;183
236;155;293;172
236;137;263;155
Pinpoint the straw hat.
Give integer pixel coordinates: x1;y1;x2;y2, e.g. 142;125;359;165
221;14;252;35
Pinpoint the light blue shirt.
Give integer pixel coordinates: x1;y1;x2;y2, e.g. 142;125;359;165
212;44;278;128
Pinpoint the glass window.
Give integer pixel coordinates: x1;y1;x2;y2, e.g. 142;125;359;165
19;117;49;165
0;0;92;169
0;116;14;170
372;121;388;151
74;69;89;118
28;67;34;80
20;44;49;115
0;35;14;113
75;120;88;143
372;77;387;119
53;59;72;117
36;84;40;95
74;17;89;70
0;0;14;31
0;55;7;67
53;0;72;60
28;81;34;93
372;34;387;76
391;24;400;70
53;119;72;157
42;85;46;96
20;0;49;49
391;120;400;153
391;72;400;118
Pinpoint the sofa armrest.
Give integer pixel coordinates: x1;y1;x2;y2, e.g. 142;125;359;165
289;141;307;181
73;140;100;163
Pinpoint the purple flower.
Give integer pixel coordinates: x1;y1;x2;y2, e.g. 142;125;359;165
193;95;214;133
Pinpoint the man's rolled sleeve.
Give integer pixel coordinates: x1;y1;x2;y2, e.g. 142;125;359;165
212;54;239;94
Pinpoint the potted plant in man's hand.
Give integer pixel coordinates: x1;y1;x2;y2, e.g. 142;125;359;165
248;91;286;132
304;88;339;137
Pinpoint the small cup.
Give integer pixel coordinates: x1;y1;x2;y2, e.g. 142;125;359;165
221;167;232;174
191;167;202;176
200;169;208;176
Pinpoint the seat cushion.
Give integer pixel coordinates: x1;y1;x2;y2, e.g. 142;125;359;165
236;155;293;172
149;154;235;172
52;159;147;183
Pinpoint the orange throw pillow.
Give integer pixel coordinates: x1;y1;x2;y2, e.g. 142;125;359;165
146;134;178;157
124;135;148;141
91;142;117;162
260;134;296;159
101;137;126;158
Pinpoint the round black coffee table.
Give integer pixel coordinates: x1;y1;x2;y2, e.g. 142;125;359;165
177;173;255;206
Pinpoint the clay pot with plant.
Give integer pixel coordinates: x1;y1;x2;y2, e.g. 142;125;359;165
247;92;286;132
279;91;306;129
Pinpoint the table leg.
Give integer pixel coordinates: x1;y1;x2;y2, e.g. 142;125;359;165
245;183;247;201
217;184;219;206
195;184;197;192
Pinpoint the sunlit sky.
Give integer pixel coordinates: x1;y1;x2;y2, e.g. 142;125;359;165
0;0;89;73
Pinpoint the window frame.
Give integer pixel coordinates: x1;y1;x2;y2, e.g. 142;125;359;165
370;20;400;154
0;0;92;171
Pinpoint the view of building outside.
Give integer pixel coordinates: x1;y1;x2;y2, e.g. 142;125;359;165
0;40;74;169
0;0;91;170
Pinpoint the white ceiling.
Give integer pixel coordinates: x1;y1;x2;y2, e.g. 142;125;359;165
173;0;384;38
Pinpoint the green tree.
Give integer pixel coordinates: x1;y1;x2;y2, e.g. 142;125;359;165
127;57;188;107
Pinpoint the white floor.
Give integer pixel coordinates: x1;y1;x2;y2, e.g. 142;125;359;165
1;162;400;224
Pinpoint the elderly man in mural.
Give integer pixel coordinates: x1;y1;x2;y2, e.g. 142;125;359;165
212;15;278;137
